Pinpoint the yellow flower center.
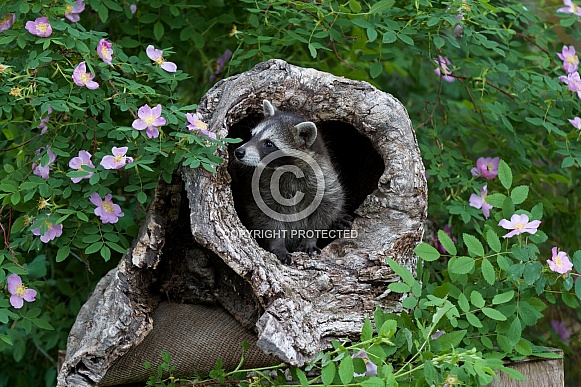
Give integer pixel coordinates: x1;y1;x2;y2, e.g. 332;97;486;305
514;222;525;230
574;4;579;13
9;87;21;96
114;154;124;163
101;46;111;60
65;5;73;13
554;256;564;269
80;72;90;84
154;57;165;65
38;198;47;210
143;114;156;125
16;284;28;297
0;64;6;73
566;56;579;64
445;374;458;384
103;202;115;213
37;22;48;33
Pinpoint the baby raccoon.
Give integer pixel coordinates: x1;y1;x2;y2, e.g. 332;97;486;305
234;100;346;264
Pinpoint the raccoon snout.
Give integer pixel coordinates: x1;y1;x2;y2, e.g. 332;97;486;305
234;148;246;160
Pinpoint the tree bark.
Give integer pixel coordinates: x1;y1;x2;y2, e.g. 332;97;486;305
57;59;427;386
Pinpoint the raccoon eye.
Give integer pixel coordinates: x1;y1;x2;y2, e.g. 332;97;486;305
264;140;274;148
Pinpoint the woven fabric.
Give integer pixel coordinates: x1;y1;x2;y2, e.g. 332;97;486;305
100;302;278;386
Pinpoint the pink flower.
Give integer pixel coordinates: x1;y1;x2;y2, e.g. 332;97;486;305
569;117;581;129
469;185;493;219
132;104;165;138
431;330;446;339
38;106;53;135
559;71;581;99
186;113;216;139
31;217;63;243
146;45;177;72
68;150;95;183
65;0;85;22
548;247;573;274
72;62;99;90
130;4;137;14
551;320;571;343
557;0;581;15
434;56;455;82
470;157;500;179
0;13;16;32
210;49;233;81
89;193;124;224
100;146;133;169
498;214;541;238
32;147;57;179
352;350;378;377
557;46;579;74
25;17;52;38
97;38;114;65
7;274;37;309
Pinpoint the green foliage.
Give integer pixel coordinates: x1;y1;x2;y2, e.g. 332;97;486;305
1;0;581;385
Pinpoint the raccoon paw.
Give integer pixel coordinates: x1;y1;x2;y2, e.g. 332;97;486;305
272;249;292;264
297;242;321;256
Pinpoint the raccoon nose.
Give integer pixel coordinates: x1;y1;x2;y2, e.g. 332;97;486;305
234;148;245;160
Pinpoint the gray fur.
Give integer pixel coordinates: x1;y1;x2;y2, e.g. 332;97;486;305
234;100;346;264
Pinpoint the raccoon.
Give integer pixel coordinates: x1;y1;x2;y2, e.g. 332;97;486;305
233;100;346;264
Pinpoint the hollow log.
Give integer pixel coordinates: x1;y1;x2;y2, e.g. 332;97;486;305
57;59;427;386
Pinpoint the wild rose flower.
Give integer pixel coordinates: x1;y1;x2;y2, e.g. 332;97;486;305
25;17;52;38
31;217;63;243
89;193;124;224
38;106;53;135
146;45;177;72
0;13;15;32
65;0;85;22
352;350;378;377
498;214;541;238
557;0;581;15
133;104;165;138
32;147;57;179
130;4;137;14
569;117;581;129
186;113;216;139
469;185;493;219
72;62;99;90
69;150;95;183
470;157;500;179
435;225;456;254
434;56;455;83
210;49;233;81
97;39;113;65
559;71;581;99
7;274;37;309
548;247;573;274
558;45;579;74
100;146;133;169
551;320;571;343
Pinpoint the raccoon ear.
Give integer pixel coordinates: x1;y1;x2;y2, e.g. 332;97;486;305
263;100;276;117
293;121;317;148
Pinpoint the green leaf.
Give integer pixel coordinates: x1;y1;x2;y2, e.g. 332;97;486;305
31;318;54;331
379;320;397;339
514;339;532;356
498;160;512;190
575;275;581;301
437;229;456;255
458;292;470;313
486;193;507;207
349;0;362;13
388;282;410;293
321;362;336;386
485;229;501;253
154;21;165;41
481;259;496;285
338;356;354;385
308;43;317;58
56;246;70;262
482;307;507;321
470;291;485;308
382;31;396;43
370;62;383;79
361;317;373;342
367;27;378;42
463;233;484;257
369;0;395;14
397;34;414;45
361;377;385;387
386;258;416;286
436;330;466;348
510;185;529;204
433;36;445;49
413;243;440;262
508;317;522;346
492;290;514;305
295;368;309;387
85;242;104;255
449;256;474;274
499;366;525;381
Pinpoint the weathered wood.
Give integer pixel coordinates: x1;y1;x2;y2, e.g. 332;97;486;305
57;59;427;385
491;350;564;386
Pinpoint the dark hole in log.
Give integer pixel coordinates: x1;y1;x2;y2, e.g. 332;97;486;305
227;116;384;250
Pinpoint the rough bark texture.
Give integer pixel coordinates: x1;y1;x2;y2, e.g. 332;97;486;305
57;59;427;386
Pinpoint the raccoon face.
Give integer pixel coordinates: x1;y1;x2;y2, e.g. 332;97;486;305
234;100;318;168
